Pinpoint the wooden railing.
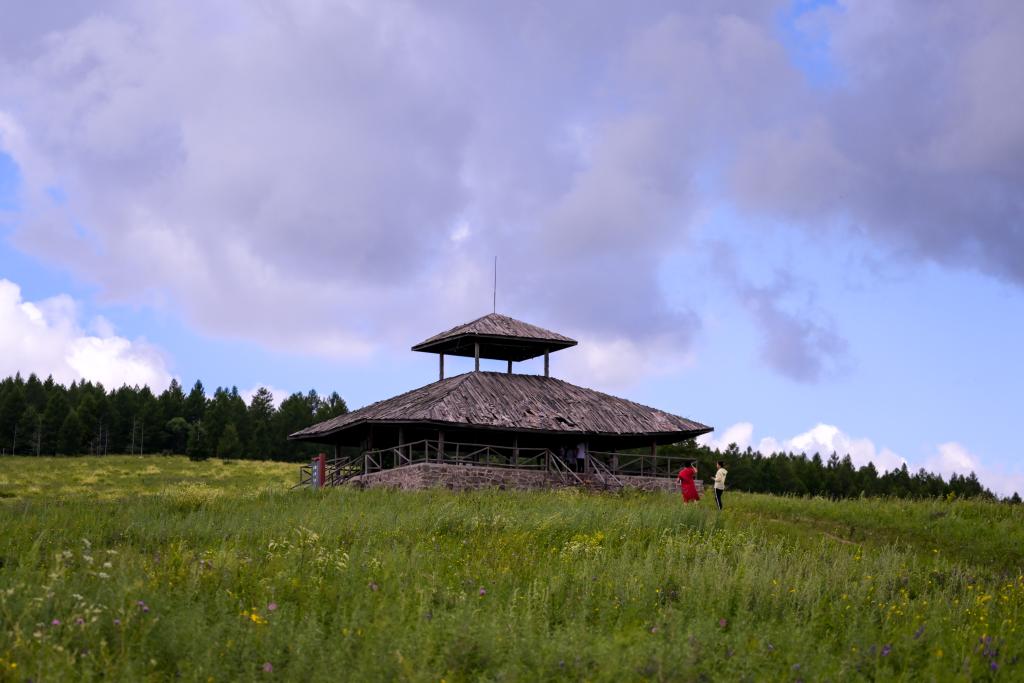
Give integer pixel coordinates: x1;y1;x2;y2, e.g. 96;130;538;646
297;440;695;489
588;450;688;479
363;439;551;472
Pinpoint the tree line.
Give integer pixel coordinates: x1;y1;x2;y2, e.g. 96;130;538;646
658;441;1021;504
0;373;347;462
0;372;1017;503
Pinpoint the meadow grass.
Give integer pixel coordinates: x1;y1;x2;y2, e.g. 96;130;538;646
0;456;1021;681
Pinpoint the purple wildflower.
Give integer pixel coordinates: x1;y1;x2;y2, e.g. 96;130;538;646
113;619;121;626
136;600;149;612
914;625;925;640
51;619;61;626
75;617;85;625
991;660;999;671
262;662;273;673
478;588;487;596
368;581;379;592
267;602;278;612
719;618;728;629
881;645;891;657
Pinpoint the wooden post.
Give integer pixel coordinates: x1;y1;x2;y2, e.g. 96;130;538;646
507;359;512;374
474;342;480;372
513;438;519;466
544;349;550;377
439;353;445;381
651;441;657;476
398;427;404;466
316;453;326;488
438;430;445;462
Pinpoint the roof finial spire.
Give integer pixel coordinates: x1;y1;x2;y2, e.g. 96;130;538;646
493;255;497;313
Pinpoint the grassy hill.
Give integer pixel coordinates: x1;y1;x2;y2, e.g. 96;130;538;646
1;456;1021;680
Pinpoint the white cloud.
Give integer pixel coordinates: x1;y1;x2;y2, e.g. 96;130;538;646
923;442;1024;498
239;385;291;410
0;278;172;389
559;334;696;392
697;421;754;452
700;421;905;471
700;423;1023;498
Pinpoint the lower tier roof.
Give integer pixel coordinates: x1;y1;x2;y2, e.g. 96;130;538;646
289;371;711;444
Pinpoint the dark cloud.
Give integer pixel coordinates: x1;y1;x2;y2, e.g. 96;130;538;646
0;0;1018;383
731;0;1024;284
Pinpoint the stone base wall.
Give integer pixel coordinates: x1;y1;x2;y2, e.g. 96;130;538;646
347;463;699;493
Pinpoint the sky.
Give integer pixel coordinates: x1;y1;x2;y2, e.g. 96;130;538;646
0;0;1022;495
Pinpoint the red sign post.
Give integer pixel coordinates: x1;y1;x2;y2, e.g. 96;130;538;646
314;453;326;488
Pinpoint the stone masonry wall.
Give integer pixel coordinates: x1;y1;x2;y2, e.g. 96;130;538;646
347;463;698;493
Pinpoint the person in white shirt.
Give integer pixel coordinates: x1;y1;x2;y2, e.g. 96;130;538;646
713;460;728;510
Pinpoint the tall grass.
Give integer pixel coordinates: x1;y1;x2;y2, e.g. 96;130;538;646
0;456;1021;681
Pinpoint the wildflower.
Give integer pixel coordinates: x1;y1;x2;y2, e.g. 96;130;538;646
718;618;728;629
478;588;487;596
75;617;85;626
262;662;273;673
991;661;999;671
136;600;150;613
114;619;121;626
914;625;926;640
650;626;658;634
249;613;268;625
267;602;278;612
368;581;379;592
98;572;110;579
51;619;61;626
881;644;891;657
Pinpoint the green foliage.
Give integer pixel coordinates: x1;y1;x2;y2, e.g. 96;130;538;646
165;417;190;454
217;423;244;459
186;421;211;461
57;408;84;455
0;375;348;462
0;456;1021;680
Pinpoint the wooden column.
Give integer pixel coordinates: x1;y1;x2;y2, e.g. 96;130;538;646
507;360;512;374
439;353;445;381
397;427;404;466
544;349;550;377
474;343;480;372
438;430;445;462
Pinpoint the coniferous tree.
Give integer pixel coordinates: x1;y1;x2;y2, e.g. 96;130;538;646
58;409;85;455
217;423;243;459
186;421;211;461
247;387;276;459
40;391;70;455
165;417;190;454
184;381;207;424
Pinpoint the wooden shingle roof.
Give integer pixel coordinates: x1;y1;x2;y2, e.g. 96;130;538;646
411;313;577;361
290;371;711;443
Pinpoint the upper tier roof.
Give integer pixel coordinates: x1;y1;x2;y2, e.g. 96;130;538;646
411;313;577;361
289;371;711;444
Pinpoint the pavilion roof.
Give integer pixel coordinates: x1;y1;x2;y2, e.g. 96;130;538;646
290;371;711;443
411;313;577;361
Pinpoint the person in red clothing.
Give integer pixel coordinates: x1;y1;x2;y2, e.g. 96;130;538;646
677;460;700;503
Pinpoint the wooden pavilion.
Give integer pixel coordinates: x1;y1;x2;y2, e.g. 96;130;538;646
291;313;712;490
